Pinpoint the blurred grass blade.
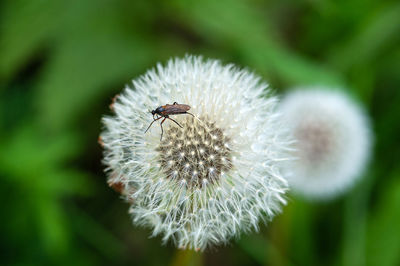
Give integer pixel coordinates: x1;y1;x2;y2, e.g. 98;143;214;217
341;171;376;266
366;169;400;266
35;34;155;130
70;206;125;260
327;2;400;71
170;0;345;87
0;0;63;81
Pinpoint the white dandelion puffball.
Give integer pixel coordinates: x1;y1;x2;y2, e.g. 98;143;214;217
100;56;291;251
279;88;372;200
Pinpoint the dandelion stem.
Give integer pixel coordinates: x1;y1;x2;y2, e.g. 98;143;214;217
170;249;202;266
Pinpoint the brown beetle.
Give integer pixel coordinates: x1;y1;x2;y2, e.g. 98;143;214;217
145;102;194;140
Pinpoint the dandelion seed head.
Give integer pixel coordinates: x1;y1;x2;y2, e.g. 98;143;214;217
101;55;290;250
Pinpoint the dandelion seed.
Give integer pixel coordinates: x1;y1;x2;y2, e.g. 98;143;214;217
279;88;372;200
100;55;290;250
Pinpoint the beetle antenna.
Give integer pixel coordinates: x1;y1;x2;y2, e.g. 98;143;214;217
145;116;162;133
144;120;156;133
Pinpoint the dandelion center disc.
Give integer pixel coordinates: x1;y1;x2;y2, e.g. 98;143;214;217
157;116;232;187
295;120;334;164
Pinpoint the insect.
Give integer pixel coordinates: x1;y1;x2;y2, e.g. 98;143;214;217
145;102;194;140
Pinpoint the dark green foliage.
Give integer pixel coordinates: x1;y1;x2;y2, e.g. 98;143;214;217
0;0;399;265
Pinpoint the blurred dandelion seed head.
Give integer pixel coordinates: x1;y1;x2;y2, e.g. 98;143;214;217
280;88;372;200
100;56;290;250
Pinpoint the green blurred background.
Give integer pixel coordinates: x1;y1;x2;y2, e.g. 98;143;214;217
1;0;400;265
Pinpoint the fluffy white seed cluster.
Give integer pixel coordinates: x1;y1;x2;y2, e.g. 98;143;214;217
279;88;372;200
100;56;291;250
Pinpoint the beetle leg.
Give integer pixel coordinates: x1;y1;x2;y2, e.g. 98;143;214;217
145;116;163;133
185;112;195;117
167;117;183;128
159;117;167;140
173;102;178;105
